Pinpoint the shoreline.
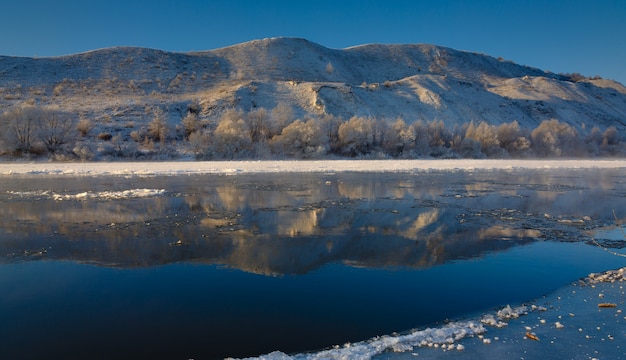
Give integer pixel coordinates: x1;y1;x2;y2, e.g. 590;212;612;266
1;159;626;176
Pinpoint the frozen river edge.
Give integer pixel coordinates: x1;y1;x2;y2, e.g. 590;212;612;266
235;268;626;360
1;159;626;176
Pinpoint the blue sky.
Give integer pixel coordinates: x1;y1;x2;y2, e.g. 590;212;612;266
1;0;625;84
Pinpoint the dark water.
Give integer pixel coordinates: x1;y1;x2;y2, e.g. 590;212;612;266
0;169;625;359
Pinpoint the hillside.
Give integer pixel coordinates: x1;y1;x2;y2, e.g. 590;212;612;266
0;37;625;159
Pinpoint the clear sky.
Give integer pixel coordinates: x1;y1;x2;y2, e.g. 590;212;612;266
1;0;625;85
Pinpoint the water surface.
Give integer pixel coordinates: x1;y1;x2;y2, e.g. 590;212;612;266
0;169;624;359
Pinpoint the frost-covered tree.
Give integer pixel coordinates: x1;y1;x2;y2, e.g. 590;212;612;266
148;109;169;142
424;120;454;157
271;103;295;135
497;121;531;157
411;120;431;156
464;121;504;157
188;130;210;158
181;112;201;139
337;116;375;156
382;118;416;156
211;109;252;157
320;114;343;153
531;119;581;157
270;118;327;157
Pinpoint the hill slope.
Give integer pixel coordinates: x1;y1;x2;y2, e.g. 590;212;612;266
1;37;625;133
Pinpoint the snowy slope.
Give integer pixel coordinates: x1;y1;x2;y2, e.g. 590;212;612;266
1;37;625;131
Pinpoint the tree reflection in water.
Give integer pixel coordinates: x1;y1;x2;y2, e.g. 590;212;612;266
1;169;625;359
1;170;623;273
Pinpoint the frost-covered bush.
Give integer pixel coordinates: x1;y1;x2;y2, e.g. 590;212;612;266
181;112;201;139
497;121;531;157
458;138;485;158
320;114;343;154
271;103;295;132
411;120;431;156
76;118;94;137
464;121;505;157
269;118;328;158
148;110;169;142
245;107;272;143
211;109;252;158
187;130;210;158
337;116;375;156
531;119;582;157
73;142;94;161
382;118;416;156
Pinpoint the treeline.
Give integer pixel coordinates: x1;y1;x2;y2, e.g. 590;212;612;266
1;103;624;160
181;105;625;159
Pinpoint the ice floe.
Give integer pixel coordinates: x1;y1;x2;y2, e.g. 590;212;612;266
7;188;165;200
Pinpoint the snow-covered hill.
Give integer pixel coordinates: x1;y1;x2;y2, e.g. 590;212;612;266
1;37;625;131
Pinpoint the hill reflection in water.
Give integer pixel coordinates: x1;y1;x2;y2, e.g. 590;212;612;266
1;170;623;274
1;169;626;359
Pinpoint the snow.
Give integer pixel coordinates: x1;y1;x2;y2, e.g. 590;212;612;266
232;266;626;360
2;38;626;137
7;188;165;200
1;159;626;177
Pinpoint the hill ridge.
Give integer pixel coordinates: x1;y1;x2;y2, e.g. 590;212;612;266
1;37;625;134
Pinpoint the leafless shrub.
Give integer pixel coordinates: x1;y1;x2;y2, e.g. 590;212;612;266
0;105;39;154
36;109;77;153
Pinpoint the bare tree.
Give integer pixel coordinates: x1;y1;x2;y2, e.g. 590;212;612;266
245;107;272;143
37;108;77;153
1;105;39;154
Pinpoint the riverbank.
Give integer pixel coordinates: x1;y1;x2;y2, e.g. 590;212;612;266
1;159;626;176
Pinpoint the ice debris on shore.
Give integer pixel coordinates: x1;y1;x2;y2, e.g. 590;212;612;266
587;267;626;284
234;266;626;360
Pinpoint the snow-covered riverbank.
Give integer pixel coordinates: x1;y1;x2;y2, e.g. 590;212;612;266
1;159;626;176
